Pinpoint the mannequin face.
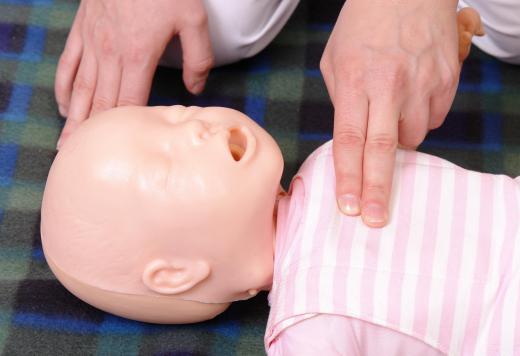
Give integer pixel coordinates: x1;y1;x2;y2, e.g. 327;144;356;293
41;105;284;306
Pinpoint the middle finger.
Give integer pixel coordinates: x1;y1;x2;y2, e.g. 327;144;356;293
361;96;399;227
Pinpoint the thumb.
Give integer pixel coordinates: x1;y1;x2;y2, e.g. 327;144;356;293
179;24;214;94
457;7;485;63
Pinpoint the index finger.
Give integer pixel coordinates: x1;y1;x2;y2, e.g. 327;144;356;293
333;83;369;217
361;97;399;227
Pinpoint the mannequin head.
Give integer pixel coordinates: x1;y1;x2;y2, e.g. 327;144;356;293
41;105;284;323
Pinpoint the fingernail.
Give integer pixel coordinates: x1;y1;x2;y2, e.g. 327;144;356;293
337;194;360;216
362;203;387;227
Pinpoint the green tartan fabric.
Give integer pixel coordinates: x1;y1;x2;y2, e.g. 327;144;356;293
0;0;519;355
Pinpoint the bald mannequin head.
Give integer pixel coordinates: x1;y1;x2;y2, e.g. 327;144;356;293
41;105;284;323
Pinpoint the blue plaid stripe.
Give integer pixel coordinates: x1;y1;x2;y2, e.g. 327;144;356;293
1;84;32;122
0;25;46;61
0;143;18;186
2;0;53;4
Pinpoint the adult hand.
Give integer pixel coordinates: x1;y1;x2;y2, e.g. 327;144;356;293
320;0;459;227
55;0;214;148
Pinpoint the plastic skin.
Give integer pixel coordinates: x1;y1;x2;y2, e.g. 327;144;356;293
41;8;484;324
41;105;283;323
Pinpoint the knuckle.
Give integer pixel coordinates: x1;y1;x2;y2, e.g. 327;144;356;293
366;134;397;153
335;126;366;148
416;69;431;90
437;79;449;93
345;68;365;86
73;75;94;93
363;182;387;197
125;43;150;66
91;96;112;113
117;97;140;107
442;73;457;92
319;57;330;75
98;32;117;57
415;59;435;89
335;169;361;186
438;64;458;91
381;57;408;89
335;63;365;86
387;67;407;89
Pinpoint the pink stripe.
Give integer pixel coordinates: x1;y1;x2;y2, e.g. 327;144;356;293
282;242;301;317
274;207;303;322
281;151;327;319
360;228;382;318
305;267;321;311
274;196;293;275
280;266;297;321
513;280;520;354
412;158;443;337
437;169;468;349
385;153;417;326
305;154;336;311
462;174;494;355
487;178;519;347
511;185;520;353
269;189;295;336
333;216;356;314
271;196;294;333
281;180;314;321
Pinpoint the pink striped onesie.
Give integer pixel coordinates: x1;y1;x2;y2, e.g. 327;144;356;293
266;141;520;355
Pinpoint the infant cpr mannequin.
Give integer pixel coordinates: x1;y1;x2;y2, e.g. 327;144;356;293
41;106;520;355
41;9;504;355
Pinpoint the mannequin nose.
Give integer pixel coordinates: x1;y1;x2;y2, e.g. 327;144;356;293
181;119;211;143
185;118;208;132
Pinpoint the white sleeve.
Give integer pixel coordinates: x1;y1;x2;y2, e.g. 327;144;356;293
161;0;300;67
458;0;520;64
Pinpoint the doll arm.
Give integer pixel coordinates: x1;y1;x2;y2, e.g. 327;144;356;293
457;7;485;63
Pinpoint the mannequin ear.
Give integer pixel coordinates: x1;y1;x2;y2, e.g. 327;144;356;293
142;259;211;295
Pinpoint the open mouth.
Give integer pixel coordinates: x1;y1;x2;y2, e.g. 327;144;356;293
228;128;247;162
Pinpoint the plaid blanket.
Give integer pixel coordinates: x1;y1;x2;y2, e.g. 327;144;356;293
1;0;519;355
